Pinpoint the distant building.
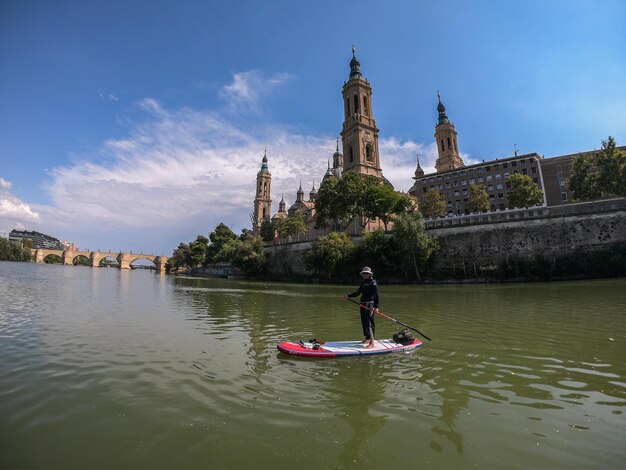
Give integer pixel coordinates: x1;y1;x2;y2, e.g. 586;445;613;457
9;230;63;249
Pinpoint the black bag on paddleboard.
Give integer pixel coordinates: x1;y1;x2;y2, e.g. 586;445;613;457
393;329;415;345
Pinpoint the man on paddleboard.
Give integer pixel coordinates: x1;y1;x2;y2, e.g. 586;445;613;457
344;266;380;349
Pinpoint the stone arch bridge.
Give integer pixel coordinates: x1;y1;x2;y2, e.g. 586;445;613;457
31;248;168;273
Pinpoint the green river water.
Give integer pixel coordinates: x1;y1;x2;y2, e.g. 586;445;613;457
1;261;625;469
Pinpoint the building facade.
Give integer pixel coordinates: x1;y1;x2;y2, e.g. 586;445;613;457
9;229;63;249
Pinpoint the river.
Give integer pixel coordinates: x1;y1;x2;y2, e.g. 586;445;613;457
1;261;625;469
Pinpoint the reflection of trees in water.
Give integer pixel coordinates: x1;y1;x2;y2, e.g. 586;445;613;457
323;359;388;468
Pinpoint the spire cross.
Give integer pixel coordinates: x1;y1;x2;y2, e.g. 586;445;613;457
352;46;356;58
437;90;441;102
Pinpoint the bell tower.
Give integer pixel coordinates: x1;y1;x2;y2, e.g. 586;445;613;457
251;149;272;235
434;91;464;172
340;48;382;179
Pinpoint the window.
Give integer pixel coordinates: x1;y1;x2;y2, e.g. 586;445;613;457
486;166;491;171
366;145;373;162
363;96;368;115
349;146;354;163
453;180;459;187
469;178;475;184
354;94;359;114
447;201;452;208
438;184;443;190
478;168;484;173
496;183;503;190
486;175;493;182
446;175;451;180
489;194;495;200
437;176;442;181
506;181;512;189
447;137;451;149
522;168;527;175
495;173;502;180
454;190;460;196
521;159;526;165
499;203;505;210
478;176;484;183
504;172;510;178
445;182;451;189
498;193;504;199
503;163;508;168
462;180;467;186
441;139;445;151
346;98;350;116
463;189;468;195
512;161;517;167
561;192;568;201
531;167;537;174
488;185;494;191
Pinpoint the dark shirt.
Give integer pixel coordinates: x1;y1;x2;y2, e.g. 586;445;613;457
347;278;380;308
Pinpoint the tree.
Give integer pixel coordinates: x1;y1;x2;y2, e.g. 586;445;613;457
392;209;438;281
278;212;307;241
467;184;490;213
259;219;276;242
508;174;544;209
0;238;33;262
352;229;399;279
365;184;412;231
315;171;377;230
189;235;209;267
569;136;626;200
168;242;191;269
304;232;354;280
205;223;237;263
420;190;447;219
216;237;266;277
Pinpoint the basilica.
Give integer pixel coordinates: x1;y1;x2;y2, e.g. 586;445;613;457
251;49;605;238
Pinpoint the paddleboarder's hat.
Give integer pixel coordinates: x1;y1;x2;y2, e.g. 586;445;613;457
360;266;373;275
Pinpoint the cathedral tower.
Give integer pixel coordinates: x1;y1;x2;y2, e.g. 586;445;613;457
340;48;382;179
251;150;272;235
434;92;464;172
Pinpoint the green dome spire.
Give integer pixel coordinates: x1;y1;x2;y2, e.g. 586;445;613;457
436;91;450;126
349;47;362;81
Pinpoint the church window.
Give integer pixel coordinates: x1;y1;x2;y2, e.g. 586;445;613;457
346;98;350;117
363;96;369;116
349;146;354;163
353;94;359;114
258;183;262;195
447;137;451;149
366;145;373;162
454;138;457;152
262;207;266;218
441;139;445;151
264;181;268;196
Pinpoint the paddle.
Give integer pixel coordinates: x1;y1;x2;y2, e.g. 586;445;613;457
345;298;432;341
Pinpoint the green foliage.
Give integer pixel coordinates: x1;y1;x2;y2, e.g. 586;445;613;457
466;184;490;213
205;223;237;263
352;229;400;279
259;219;275;242
420;190;447;219
168;242;191;269
315;171;409;231
0;238;33;262
73;255;91;266
508;174;544;209
44;254;62;264
277;212;307;241
365;184;411;230
215;237;266;277
189;235;209;267
494;243;626;281
569;136;626;200
304;232;355;280
392;209;439;281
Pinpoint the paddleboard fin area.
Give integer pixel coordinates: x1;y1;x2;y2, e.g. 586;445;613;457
277;338;422;358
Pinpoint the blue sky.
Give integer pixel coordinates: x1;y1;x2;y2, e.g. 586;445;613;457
1;0;625;255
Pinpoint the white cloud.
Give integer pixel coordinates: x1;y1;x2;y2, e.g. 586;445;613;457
219;70;292;112
0;178;41;236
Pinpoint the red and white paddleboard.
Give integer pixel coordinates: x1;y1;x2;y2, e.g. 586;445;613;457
277;338;422;358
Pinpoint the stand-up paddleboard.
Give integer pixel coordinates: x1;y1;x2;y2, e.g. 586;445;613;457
277;338;422;358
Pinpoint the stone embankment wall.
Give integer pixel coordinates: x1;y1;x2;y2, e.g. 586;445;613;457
264;212;626;279
431;212;626;272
